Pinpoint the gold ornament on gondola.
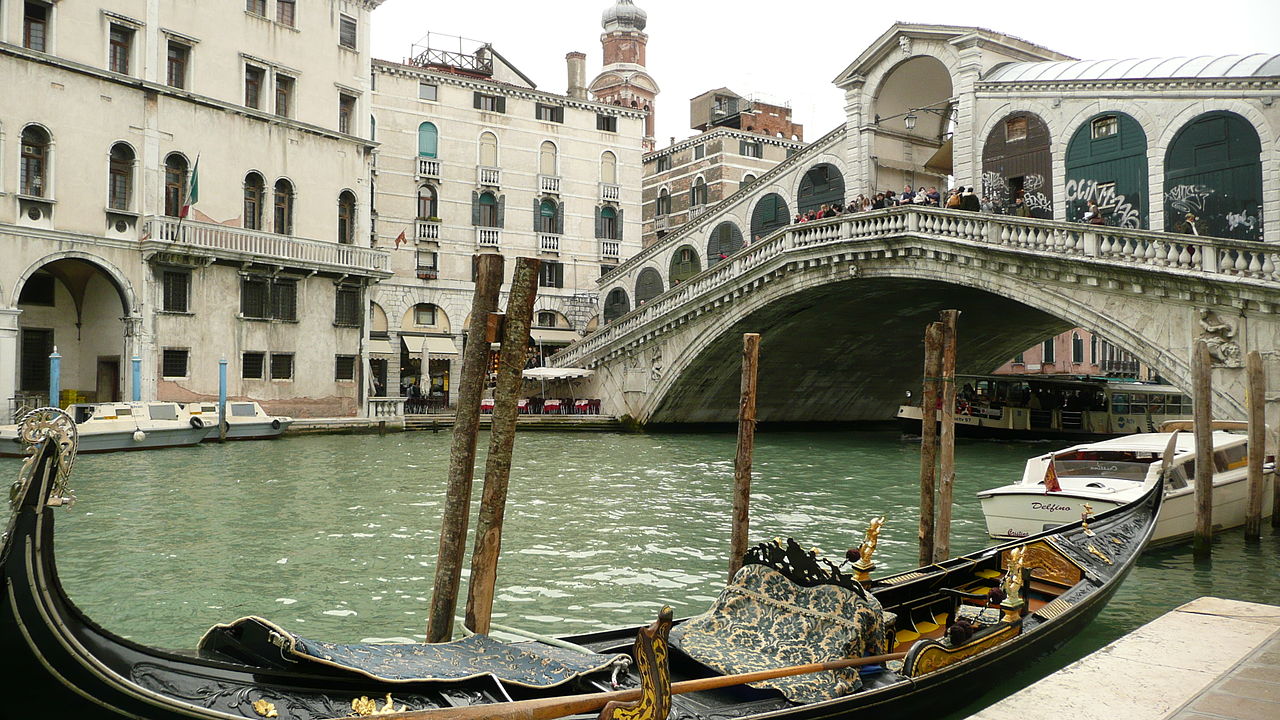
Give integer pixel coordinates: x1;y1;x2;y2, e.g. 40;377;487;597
1081;503;1095;536
352;693;406;716
251;699;278;718
852;516;885;584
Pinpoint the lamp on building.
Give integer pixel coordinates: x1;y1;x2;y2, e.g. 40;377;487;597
875;101;954;131
904;112;919;131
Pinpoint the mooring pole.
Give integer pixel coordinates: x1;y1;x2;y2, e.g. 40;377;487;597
918;322;943;567
466;257;540;635
1192;340;1213;558
728;333;760;581
935;310;960;563
1244;350;1266;541
217;356;227;443
131;355;142;402
48;347;61;408
427;253;505;643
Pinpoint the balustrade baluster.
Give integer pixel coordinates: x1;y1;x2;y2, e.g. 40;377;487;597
1235;250;1250;273
1261;251;1276;278
1247;252;1264;277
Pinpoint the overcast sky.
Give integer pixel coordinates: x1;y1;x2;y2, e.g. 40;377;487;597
370;0;1280;149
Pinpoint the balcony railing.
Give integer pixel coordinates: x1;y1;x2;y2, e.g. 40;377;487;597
417;157;441;178
600;240;620;258
415;219;440;241
476;227;501;247
539;175;561;194
142;216;390;276
655;216;670;231
600;183;621;201
368;397;405;418
539;233;561;252
687;204;708;220
477;166;501;186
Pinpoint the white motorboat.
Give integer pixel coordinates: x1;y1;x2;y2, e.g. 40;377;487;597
978;429;1274;545
182;401;292;440
0;402;212;456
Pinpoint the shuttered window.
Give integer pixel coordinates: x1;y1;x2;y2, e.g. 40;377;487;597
334;286;360;327
473;92;505;113
162;271;190;313
335;355;356;381
539;261;564;288
241;277;296;321
339;16;357;49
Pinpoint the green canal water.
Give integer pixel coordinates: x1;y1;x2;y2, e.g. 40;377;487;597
3;430;1278;716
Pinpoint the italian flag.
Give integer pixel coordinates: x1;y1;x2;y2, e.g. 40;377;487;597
180;156;200;218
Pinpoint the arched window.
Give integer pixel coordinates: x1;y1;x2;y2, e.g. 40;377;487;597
796;163;845;215
163;153;188;217
707;222;743;265
750;193;790;240
417;185;438;219
337;190;356;245
476;191;499;227
1071;333;1084;364
1090;335;1098;364
538;198;558;233
598;206;619;240
669;245;701;284
20;125;51;197
108;142;135;211
690;176;707;206
601;151;617;184
243;172;265;229
479;131;498;166
1163;111;1263;241
635;268;664;304
273;178;294;235
539;141;557;176
656;188;671;215
743;173;757;185
1042;338;1056;364
603;288;630;323
417;122;438;158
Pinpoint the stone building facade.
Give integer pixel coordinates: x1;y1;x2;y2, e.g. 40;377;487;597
1;0;387;419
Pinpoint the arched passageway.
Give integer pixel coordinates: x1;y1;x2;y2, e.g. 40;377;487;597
982;112;1053;218
796;163;845;215
707;222;744;266
750;193;790;241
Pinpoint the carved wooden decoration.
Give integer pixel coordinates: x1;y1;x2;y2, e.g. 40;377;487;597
598;606;673;720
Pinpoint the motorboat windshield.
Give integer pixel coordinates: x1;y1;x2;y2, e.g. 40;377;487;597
1053;459;1153;482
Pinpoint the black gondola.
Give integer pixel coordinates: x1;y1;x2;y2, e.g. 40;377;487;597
3;408;1161;720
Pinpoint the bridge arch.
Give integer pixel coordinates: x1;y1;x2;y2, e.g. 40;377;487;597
749;192;790;240
603;287;630;323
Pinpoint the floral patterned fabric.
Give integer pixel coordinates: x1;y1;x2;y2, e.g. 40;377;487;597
670;565;891;704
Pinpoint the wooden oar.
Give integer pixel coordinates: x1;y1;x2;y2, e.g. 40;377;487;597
337;651;907;720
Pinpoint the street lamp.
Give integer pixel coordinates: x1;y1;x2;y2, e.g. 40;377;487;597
904;112;918;131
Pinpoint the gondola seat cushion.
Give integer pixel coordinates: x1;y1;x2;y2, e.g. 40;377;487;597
669;564;891;704
197;616;625;688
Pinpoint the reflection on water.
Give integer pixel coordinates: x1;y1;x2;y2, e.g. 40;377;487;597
4;430;1277;711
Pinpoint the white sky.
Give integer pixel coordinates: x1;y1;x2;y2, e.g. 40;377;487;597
370;0;1280;149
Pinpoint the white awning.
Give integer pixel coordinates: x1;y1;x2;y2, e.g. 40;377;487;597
367;338;394;356
403;335;458;355
402;335;425;354
530;329;582;345
522;367;593;380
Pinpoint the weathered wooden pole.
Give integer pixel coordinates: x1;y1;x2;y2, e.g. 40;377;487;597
935;310;960;563
918;321;943;567
1244;350;1266;541
1192;340;1214;558
466;257;540;634
426;253;505;643
728;333;760;581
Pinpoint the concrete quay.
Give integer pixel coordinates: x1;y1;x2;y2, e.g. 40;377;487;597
970;597;1280;720
286;414;623;436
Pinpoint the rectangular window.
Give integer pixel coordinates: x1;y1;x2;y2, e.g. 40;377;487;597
245;64;265;109
334;286;360;326
276;0;296;27
275;74;295;117
23;2;49;52
693;144;705;160
416;250;438;271
473;92;505;113
414;305;436;326
1042;338;1056;363
338;93;356;134
538;260;564;288
335;355;356;381
166;41;190;89
1091;115;1119;139
596;114;617;132
239;277;294;321
418;82;437;101
537;311;557;328
1006;116;1028;143
162;271;190;313
739;140;762;158
270;353;294;380
109;24;134;74
536;103;563;123
655;155;671;172
162;349;189;378
246;0;266;16
338;15;357;50
272;279;297;321
242;352;265;379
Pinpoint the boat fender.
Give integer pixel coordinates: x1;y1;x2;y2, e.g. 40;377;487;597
271;419;281;430
190;417;205;429
133;430;146;442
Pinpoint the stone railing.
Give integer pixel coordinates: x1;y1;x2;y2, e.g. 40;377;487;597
142;216;391;276
416;219;441;241
556;205;1279;367
539;233;561;252
600;183;621;202
417;157;441;178
477;227;501;247
478;166;502;187
368;396;405;418
539;175;561;194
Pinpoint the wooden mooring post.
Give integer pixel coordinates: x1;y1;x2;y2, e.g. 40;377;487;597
426;253;504;643
728;333;760;581
918;321;943;567
1244;350;1266;541
935;310;959;563
1192;340;1213;558
466;257;540;635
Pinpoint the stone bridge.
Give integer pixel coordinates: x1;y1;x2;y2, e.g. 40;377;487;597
553;205;1280;429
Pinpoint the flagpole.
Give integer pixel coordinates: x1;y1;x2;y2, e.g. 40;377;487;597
175;153;200;241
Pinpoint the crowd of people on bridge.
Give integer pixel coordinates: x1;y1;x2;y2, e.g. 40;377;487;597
792;184;996;224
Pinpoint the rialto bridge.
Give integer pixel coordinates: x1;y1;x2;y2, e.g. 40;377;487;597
549;23;1280;429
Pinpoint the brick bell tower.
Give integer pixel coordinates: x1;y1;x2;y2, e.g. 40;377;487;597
589;0;660;151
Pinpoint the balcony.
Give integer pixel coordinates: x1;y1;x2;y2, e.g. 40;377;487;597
539;175;561;194
141;216;391;278
415;219;441;241
539;233;561;253
416;269;438;280
654;216;671;231
687;204;708;220
476;227;501;248
600;183;621;202
600;240;620;258
417;157;441;179
477;166;501;187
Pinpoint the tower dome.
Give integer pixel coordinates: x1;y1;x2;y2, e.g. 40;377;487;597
602;0;647;32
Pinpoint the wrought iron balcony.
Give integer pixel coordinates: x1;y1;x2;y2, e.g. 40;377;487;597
539;233;561;252
417;157;441;179
539;175;561;194
477;166;501;187
415;219;441;241
600;183;621;202
142;216;391;277
476;227;501;248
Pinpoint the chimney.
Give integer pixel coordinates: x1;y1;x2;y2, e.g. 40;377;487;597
566;51;587;100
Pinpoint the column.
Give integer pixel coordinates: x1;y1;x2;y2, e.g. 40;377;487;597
386;330;402;400
0;308;22;420
121;315;148;401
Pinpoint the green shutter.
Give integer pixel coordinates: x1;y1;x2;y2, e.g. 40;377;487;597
556;201;564;234
471;191;481;226
496;194;505;228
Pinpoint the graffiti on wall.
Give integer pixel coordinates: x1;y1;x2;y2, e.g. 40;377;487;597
1164;184;1262;241
1064;178;1143;229
982;171;1051;218
1165;184;1215;216
982;171;1008;207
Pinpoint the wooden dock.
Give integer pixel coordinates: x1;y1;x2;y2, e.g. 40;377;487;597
969;596;1280;720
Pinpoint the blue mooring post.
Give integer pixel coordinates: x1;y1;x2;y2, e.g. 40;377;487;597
131;355;141;402
218;356;228;443
49;347;61;408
